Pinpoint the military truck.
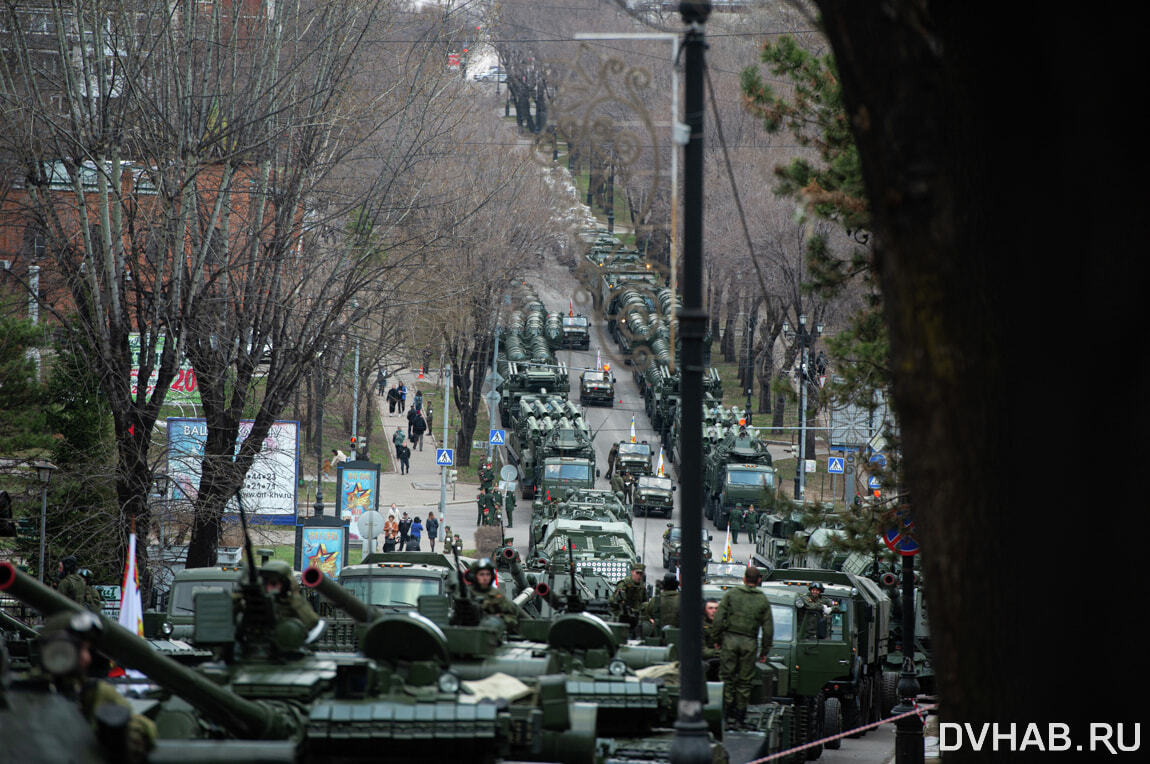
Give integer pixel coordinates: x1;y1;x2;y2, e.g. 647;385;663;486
560;314;591;349
513;406;598;499
527;506;637;600
704;428;777;529
148;565;243;641
661;525;712;570
632;474;675;518
762;568;892;750
578;368;615;406
496;362;570;425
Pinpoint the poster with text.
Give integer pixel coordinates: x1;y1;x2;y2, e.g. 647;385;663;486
167;418;299;523
130;333;200;405
301;526;347;578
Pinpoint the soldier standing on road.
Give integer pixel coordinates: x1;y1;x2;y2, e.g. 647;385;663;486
744;505;758;546
478;461;496;491
610;562;649;637
712;566;773;730
503;490;516;528
730;504;743;544
797;582;835;638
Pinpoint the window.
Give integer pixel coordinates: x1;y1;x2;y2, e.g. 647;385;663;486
726;469;772;486
343;576;441;609
771;604;794;642
21;225;49;261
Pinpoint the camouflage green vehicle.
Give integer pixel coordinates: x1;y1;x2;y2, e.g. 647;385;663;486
527;509;637;600
632;475;675;518
608;440;653;479
761;568;892;753
704;428;777;530
660;524;713;570
561;314;591;350
579;368;615;406
509;395;596;499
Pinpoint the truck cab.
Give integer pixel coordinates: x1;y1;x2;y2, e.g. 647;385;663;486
579;369;615;406
536;456;596;498
561;315;591;349
632;475;674;517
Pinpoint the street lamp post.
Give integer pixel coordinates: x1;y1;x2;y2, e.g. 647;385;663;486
784;315;823;501
314;366;325;517
34;461;56;581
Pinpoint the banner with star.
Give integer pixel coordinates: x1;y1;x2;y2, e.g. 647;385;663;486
301;526;347;579
336;461;381;539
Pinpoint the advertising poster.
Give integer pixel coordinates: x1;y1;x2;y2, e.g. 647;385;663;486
130;333;200;405
301;526;347;579
336;461;380;540
167;418;299;524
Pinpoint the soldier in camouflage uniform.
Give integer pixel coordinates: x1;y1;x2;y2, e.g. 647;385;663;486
610;562;648;637
797;582;835;638
712;565;773;729
729;504;742;544
259;560;320;632
503;489;516;527
702;598;721;680
38;611;157;763
470;558;520;632
56;556;101;613
643;572;681;630
478;462;496;491
476;487;499;526
744;505;758;546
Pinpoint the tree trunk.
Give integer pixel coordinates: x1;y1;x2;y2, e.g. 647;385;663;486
817;1;1145;742
721;286;738;363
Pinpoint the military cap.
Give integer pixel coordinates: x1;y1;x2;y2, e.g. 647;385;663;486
630;562;645;572
260;559;294;582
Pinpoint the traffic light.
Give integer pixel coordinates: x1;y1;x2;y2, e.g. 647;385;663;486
447;469;458;485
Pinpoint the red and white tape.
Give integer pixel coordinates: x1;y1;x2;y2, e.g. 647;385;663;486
744;701;936;763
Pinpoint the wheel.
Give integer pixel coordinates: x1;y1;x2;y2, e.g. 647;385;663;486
844;683;865;737
823;697;842;749
802;695;824;760
880;671;900;718
662;551;669;569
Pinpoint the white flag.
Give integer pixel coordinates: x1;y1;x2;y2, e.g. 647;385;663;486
630;415;636;444
656;447;665;477
722;522;732;563
596;348;601;370
119;532;144;636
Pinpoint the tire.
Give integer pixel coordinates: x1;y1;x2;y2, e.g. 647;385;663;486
880;671;900;718
803;696;824;760
845;679;865;737
823;697;842;749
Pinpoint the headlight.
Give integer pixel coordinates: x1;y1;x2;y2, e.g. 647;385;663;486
160;620;174;637
608;659;628;676
437;672;460;693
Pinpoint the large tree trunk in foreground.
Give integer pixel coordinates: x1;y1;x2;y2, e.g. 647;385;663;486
818;1;1144;753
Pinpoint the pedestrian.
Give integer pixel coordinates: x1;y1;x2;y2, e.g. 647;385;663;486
413;389;423;412
425;403;434;433
712;565;773;730
56;556;101;613
376;369;387;396
398;382;407;410
411;410;427;451
425;512;440;552
398;512;412;551
333;447;348;465
408;516;423;551
397;443;410;475
407;406;418;439
383;510;398;552
392;427;405;460
387;385;399;414
452;534;463;554
730;504;742;544
442;524;454;554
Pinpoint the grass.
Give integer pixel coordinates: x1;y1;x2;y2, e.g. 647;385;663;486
568;168;638;249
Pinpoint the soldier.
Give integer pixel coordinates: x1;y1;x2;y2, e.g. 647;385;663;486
57;556;101;613
470;558;520;632
610;562;649;636
730;504;743;544
744;505;758;546
259;560;320;632
643;572;681;630
712;565;773;730
37;611;157;763
477;487;498;525
702;598;721;680
503;489;516;528
797;582;835;638
478;461;496;491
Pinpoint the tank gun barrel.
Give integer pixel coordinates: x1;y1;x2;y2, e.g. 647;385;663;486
301;566;377;623
1;607;38;638
0;561;294;740
499;547;530;593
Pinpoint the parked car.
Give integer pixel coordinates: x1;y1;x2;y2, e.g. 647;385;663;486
474;65;507;82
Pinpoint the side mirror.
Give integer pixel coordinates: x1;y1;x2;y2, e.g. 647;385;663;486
672;485;677;491
596;468;601;477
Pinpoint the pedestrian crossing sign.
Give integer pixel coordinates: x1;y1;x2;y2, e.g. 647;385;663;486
436;449;454;466
489;429;506;445
828;457;845;474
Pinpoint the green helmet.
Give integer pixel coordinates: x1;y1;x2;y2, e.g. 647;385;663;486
473;558;495;575
630;562;645;573
260;559;294;584
809;582;825;592
39;610;103;642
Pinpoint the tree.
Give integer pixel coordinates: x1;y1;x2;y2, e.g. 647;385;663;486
813;0;1144;744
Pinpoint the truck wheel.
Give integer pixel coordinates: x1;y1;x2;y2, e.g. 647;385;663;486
803;696;824;760
824;697;842;749
844;684;865;736
880;671;900;718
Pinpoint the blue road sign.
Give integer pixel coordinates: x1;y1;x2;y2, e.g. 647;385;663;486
828;457;845;474
883;509;920;556
489;429;506;445
869;453;887;469
867;475;881;490
436;449;454;466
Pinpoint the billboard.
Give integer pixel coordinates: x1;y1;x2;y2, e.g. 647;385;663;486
130;333;200;405
167;418;299;524
300;525;348;579
335;461;381;540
